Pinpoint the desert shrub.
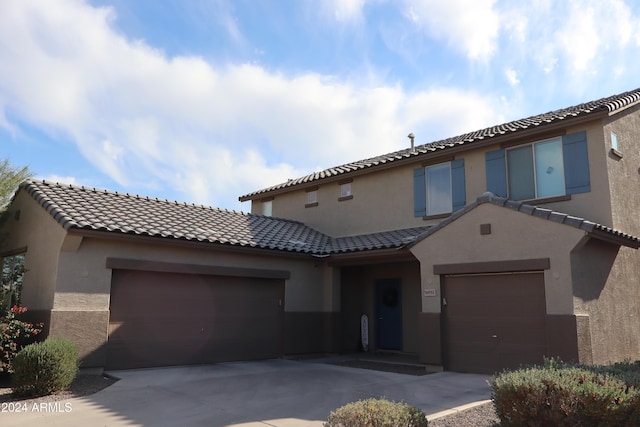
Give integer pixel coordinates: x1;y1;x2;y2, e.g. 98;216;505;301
11;337;78;397
325;398;428;427
490;359;640;426
0;305;43;373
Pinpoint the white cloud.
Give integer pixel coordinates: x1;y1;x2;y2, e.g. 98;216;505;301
404;0;500;60
501;0;640;80
323;0;367;23
0;0;503;210
505;68;520;86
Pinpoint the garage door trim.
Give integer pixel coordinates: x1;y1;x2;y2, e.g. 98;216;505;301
106;257;290;279
434;258;550;275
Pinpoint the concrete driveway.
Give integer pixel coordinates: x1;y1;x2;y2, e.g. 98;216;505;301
1;359;491;427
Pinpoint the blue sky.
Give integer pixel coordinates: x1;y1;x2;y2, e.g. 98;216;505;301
2;0;640;211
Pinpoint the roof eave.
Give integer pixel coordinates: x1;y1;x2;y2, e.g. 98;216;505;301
587;229;640;249
66;228;321;259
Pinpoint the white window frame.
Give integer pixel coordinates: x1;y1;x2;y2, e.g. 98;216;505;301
425;162;452;216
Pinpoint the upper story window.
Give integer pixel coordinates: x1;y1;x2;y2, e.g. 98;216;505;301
425;163;452;215
486;131;591;201
610;131;622;158
413;159;466;218
307;190;317;204
305;188;318;208
507;138;565;200
262;200;272;216
611;132;619;151
340;182;352;198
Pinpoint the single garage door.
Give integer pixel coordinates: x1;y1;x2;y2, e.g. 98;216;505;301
106;269;284;369
442;272;547;374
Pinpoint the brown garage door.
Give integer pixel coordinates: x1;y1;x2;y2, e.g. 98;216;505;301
106;270;284;369
442;272;547;374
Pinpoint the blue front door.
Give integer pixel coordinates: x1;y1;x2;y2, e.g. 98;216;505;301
375;279;402;350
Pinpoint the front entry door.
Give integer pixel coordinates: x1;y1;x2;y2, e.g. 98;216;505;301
375;279;402;350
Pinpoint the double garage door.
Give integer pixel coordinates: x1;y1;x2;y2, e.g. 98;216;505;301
442;272;547;374
106;269;284;370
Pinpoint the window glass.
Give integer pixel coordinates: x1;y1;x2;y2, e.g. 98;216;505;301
507;138;565;200
507;145;535;200
262;200;272;216
307;190;317;204
340;183;351;198
1;254;25;311
535;139;565;198
426;163;452;215
611;132;619;151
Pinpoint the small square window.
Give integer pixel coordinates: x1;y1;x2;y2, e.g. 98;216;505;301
611;132;619;151
340;183;351;198
307;190;317;204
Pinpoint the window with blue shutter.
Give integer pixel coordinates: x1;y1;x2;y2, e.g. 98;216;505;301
485;149;507;197
451;159;466;211
413;159;466;217
562;131;590;194
485;131;591;200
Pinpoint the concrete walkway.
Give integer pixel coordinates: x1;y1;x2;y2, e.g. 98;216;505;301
1;359;491;427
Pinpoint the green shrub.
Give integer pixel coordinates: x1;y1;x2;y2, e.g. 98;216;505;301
325;398;428;427
0;305;43;373
490;359;640;426
11;337;78;397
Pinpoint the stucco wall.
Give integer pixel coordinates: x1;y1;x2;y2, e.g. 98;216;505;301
409;203;585;316
604;103;640;236
54;236;328;312
1;191;66;311
46;234;334;366
572;240;640;364
251;163;441;236
251;120;615;237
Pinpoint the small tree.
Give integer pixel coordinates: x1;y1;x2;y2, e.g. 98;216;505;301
0;157;32;212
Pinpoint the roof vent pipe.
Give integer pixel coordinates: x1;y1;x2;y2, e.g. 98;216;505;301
408;133;415;153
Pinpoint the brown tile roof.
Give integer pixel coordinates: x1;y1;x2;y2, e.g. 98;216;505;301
240;87;640;201
412;192;640;249
21;180;428;255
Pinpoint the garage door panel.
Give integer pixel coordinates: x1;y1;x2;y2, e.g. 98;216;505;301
443;272;547;374
107;270;284;369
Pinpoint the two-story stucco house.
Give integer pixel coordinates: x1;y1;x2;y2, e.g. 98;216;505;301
3;88;640;374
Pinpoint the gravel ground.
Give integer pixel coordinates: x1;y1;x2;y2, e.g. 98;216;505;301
429;402;501;427
0;373;118;404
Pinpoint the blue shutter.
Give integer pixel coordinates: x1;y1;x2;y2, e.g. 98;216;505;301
485;149;507;197
413;167;426;217
451;159;466;211
563;131;590;194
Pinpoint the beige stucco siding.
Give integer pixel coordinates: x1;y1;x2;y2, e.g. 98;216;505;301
1;191;66;310
254;120;614;238
604;103;640;236
572;241;640;364
409;203;585;316
253;164;429;236
53;236;329;313
48;236;331;366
